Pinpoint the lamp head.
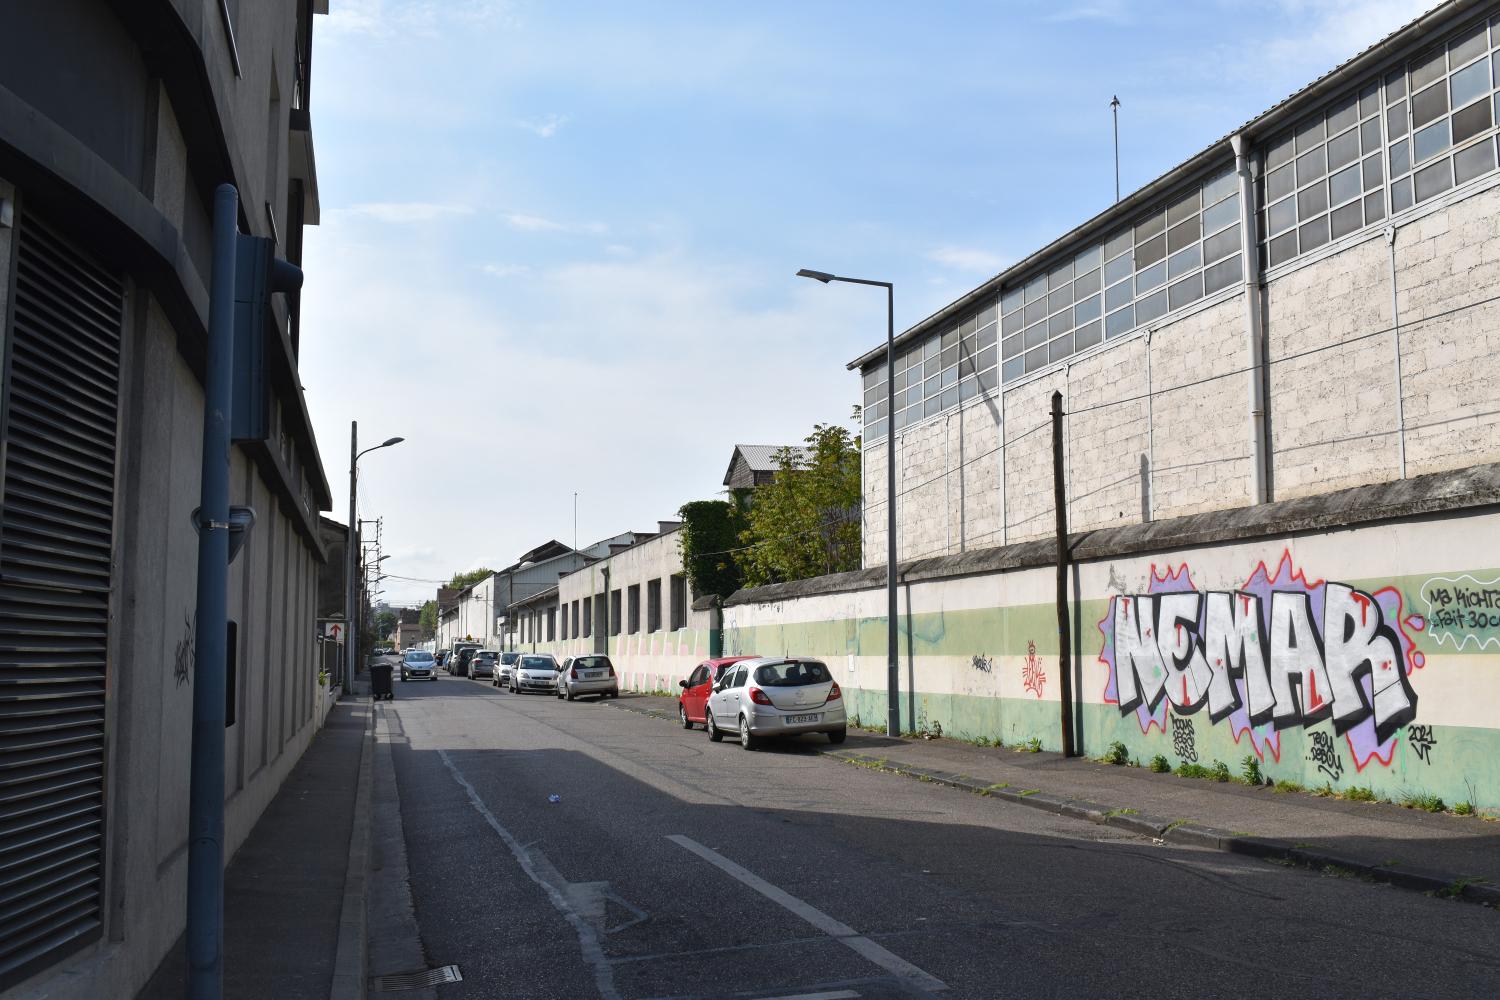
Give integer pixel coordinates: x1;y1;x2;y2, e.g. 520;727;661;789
380;436;405;448
796;269;835;283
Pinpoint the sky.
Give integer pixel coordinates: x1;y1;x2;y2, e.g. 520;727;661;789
299;0;1436;607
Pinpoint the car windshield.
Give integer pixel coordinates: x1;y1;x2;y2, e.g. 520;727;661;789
404;652;433;663
575;656;611;669
754;661;832;686
500;653;520;664
520;656;556;671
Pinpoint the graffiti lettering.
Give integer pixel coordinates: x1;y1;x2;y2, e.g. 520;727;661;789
1021;641;1045;698
173;613;194;688
971;654;994;674
1407;724;1436;764
1308;730;1344;782
1171;716;1197;763
1420;574;1500;651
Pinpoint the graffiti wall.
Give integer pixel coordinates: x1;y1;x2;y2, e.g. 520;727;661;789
721;507;1500;811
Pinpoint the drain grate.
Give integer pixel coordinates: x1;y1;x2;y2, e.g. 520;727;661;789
371;965;464;991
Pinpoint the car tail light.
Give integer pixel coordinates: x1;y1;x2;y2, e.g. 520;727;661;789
828;682;842;701
749;687;773;706
570;668;578;679
607;664;616;677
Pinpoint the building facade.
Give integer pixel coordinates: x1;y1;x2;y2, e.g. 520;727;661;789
0;2;332;995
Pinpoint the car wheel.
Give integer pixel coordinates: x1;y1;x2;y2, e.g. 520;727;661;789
739;716;758;751
828;728;847;745
565;686;574;702
679;703;693;730
706;709;723;742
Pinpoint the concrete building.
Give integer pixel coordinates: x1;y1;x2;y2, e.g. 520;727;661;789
393;607;422;649
723;443;812;490
0;2;332;995
851;0;1500;565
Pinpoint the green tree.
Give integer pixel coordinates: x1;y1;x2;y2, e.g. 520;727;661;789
678;500;746;600
738;421;862;586
447;567;493;590
375;610;398;638
418;599;437;639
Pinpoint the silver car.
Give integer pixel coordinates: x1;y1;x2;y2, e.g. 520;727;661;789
470;649;499;679
493;651;522;689
400;650;437;682
557;655;619;701
705;657;846;749
510;653;560;694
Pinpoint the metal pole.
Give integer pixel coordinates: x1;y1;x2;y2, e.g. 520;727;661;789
1051;391;1075;757
1111;96;1121;202
885;284;900;738
345;422;357;691
187;182;237;1000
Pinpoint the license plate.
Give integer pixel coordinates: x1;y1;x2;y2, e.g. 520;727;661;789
786;714;820;724
585;671;603;679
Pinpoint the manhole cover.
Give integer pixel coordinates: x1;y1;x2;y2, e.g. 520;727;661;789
371;965;463;991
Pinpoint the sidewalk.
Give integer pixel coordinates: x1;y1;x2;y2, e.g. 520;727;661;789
607;693;1500;905
137;682;372;999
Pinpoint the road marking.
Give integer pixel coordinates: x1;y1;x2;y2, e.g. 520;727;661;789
768;992;860;1000
439;749;621;1000
666;834;947;993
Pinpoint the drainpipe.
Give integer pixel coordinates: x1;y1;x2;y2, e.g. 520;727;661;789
1144;328;1155;521
1384;226;1408;479
1232;133;1270;504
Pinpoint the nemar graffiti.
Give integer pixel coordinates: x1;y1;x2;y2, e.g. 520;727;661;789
1098;552;1426;770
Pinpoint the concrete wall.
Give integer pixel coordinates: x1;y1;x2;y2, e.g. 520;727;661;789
865;157;1500;569
726;472;1500;813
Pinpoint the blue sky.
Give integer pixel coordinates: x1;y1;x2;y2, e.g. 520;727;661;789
299;0;1434;606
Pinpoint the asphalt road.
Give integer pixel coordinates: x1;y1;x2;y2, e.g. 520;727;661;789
374;674;1499;1000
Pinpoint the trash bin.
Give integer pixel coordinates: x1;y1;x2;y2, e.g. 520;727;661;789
370;663;394;701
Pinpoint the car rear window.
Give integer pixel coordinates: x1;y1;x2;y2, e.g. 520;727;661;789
474;652;497;660
501;653;520;664
575;656;612;669
754;661;832;686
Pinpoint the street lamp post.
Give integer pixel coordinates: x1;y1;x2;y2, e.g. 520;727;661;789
797;269;899;737
346;421;403;691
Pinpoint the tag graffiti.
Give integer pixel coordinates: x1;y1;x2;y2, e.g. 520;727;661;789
1099;553;1425;770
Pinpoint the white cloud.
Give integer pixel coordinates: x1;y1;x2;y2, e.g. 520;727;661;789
1043;1;1131;24
1251;0;1437;78
926;246;1009;273
604;244;634;257
345;202;474;223
323;0;513;40
515;113;571;139
481;263;531;278
503;212;564;232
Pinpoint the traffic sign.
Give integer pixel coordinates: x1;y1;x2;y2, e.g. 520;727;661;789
324;622;344;644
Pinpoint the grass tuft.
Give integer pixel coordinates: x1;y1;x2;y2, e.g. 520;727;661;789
1401;791;1446;813
1273;779;1305;794
1104;741;1130;766
1343;786;1378;802
1240;755;1263;786
1149;754;1171;773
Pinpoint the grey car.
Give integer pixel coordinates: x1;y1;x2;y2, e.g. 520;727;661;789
470;649;499;679
705;657;846;749
556;655;619;701
493;651;522;689
510;653;560;694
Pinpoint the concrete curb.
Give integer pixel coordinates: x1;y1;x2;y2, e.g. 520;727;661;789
329;697;376;1000
601;698;1499;908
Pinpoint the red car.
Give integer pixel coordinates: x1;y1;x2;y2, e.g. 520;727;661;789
678;656;758;729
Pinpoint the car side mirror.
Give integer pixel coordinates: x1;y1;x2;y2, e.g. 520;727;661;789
679;679;688;689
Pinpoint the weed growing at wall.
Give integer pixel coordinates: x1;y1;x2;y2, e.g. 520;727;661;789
1104;741;1129;766
1274;780;1305;794
1149;755;1171;773
1344;786;1380;802
1240;755;1263;786
1401;792;1446;813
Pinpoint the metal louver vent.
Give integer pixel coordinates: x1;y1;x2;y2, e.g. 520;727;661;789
0;212;122;986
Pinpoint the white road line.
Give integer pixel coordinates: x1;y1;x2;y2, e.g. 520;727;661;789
768;992;860;1000
439;749;620;1000
666;834;947;993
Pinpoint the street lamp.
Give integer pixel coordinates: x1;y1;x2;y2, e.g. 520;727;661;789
797;268;900;737
346;422;404;689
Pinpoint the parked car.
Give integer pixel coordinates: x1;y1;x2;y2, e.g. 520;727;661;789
493;651;522;689
400;649;437;682
470;650;499;678
677;656;758;730
557;655;619;701
510;653;560;694
451;642;480;677
704;657;846;749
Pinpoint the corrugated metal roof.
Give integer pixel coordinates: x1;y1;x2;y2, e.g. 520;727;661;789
733;444;812;472
847;0;1478;371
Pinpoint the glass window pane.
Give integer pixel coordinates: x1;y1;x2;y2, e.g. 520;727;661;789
1387;100;1409;140
1167;216;1200;253
1295;115;1325;151
1024;345;1049;373
1411;46;1446;90
977;344;997;371
924;356;942;378
1024;275;1047;302
1451;58;1490;108
976;303;996;327
1327;129;1359;169
1073;267;1101;297
1105;304;1134;338
1361;116;1383;154
1001;357;1024;382
1024;322;1048;349
1136;259;1167;293
1048;286;1072;313
1048;309;1072;337
1392;174;1414;212
1412;81;1449;127
1385;69;1406;101
1203;223;1240;264
1298;180;1329;218
941;328;958;349
1048;334;1074;364
1450;21;1488;69
1073;244;1102;273
866;419;887;441
1267;196;1297;235
1452;96;1493;143
978;367;998;392
1202;195;1238;235
941;345;959;369
1168;242;1201;278
863;366;884;389
1364;189;1386;224
893;367;908;391
940;386;958;410
1001;288;1023;314
1166;190;1200;227
1363;152;1384;191
1268;230;1299;267
977;323;997;349
1327;95;1358;134
1296;146;1327;186
1299;214;1330;252
1024;298;1048;325
924;373;940;397
1135;289;1168;325
1265;162;1295;201
1265;132;1295;169
1048;261;1074;289
1202;168;1237;206
1330;200;1363;239
1002;333;1022;360
923;395;942;418
1390;136;1411;175
1104;253;1132;286
1073;319;1102;350
1359;84;1380;119
1413;118;1452;162
924;336;941;359
1135;233;1167;268
1073;292;1101;323
1168;273;1203;311
958;316;976;337
1104;230;1132;261
1203;253;1242;295
1453;138;1495;183
1134;212;1164;243
960;377;978;403
1105;277;1133;311
1002;310;1023;335
1329;163;1362;205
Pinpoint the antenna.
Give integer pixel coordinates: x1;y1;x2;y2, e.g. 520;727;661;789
1110;95;1122;202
